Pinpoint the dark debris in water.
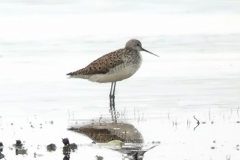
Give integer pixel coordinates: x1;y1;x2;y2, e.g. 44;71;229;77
12;140;28;156
16;148;28;155
96;155;104;160
63;155;70;160
62;138;77;152
151;141;161;144
236;144;239;151
63;146;71;156
62;143;78;156
62;138;70;146
0;153;5;159
69;143;78;151
0;142;3;152
13;140;23;149
211;146;216;150
46;143;57;152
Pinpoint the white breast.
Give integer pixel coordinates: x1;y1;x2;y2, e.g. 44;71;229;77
89;53;142;83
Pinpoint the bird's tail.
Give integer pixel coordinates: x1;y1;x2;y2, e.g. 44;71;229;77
66;69;83;76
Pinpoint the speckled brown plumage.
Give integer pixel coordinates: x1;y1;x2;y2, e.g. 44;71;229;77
66;49;128;76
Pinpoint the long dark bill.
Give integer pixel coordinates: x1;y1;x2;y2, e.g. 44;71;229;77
142;48;159;57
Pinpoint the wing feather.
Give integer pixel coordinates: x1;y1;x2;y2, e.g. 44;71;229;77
66;49;128;76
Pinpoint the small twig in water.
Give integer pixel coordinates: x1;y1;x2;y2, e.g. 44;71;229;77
187;119;191;128
193;116;200;131
172;119;178;127
193;116;200;125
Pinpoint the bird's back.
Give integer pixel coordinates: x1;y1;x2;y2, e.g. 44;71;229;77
67;48;129;77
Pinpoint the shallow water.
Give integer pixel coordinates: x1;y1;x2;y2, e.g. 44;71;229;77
1;0;240;160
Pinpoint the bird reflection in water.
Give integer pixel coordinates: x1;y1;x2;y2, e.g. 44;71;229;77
68;115;158;160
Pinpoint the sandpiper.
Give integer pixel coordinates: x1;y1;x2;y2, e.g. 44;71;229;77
67;39;158;110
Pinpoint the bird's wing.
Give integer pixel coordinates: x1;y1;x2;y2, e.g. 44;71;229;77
67;49;126;76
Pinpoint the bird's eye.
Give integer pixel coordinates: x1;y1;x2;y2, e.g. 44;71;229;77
137;43;140;46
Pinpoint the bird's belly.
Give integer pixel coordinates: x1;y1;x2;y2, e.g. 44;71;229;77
89;63;141;83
